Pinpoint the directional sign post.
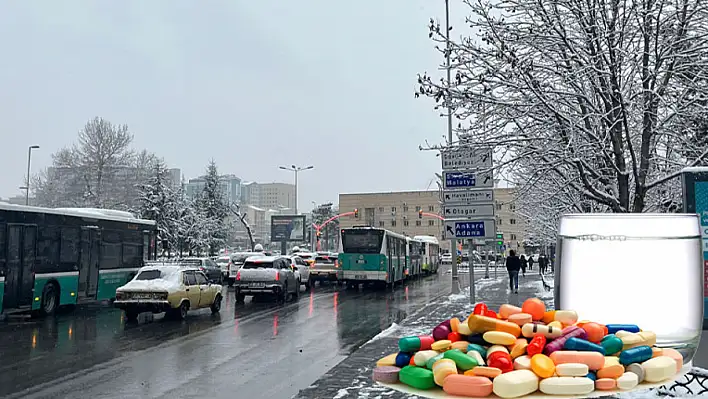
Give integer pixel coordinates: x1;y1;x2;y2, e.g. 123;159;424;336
442;219;497;240
443;189;494;204
441;147;493;170
443;204;495;218
443;170;494;189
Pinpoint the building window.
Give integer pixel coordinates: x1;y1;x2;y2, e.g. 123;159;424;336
391;220;397;227
496;203;502;210
378;207;384;212
428;220;435;226
416;220;421;226
509;204;516;211
404;220;409;226
403;206;409;212
497;219;503;225
510;219;517;225
379;221;385;227
391;207;396;213
511;233;517;240
415;205;421;212
428;205;434;212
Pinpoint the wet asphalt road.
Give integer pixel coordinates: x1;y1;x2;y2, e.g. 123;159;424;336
0;266;459;399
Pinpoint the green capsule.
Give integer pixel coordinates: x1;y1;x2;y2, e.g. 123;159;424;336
601;334;623;356
399;365;436;390
444;349;479;371
398;336;421;352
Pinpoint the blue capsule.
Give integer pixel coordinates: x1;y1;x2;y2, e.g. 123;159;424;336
564;337;606;355
585;371;597;381
606;324;640;334
395;352;413;367
619;346;653;365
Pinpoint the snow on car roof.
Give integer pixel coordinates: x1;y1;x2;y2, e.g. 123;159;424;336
244;255;277;262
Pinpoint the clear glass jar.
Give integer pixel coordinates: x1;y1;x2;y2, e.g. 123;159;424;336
555;213;703;364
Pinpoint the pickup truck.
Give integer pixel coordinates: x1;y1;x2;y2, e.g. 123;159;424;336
310;253;340;284
234;256;299;303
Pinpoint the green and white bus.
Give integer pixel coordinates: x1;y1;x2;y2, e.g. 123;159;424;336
339;227;406;287
406;237;423;279
414;235;441;275
0;203;157;316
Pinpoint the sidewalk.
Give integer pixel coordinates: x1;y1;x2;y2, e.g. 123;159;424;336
293;273;552;399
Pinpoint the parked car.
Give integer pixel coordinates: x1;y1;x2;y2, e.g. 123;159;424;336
180;257;223;284
227;252;265;286
293;251;316;266
282;255;312;290
234;256;298;303
441;253;453;264
310;253;340;283
114;264;223;321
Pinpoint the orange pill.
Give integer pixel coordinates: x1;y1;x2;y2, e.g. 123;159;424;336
443;374;493;397
450;317;461;333
652;347;664;358
468;315;522;337
510;338;528;359
465;366;502;378
581;322;606;343
508;313;533;326
662;348;684;372
499;304;523;319
542;310;556;324
521;298;546;321
597;364;625;379
595;378;616;390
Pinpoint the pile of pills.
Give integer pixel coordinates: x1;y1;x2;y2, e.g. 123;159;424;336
372;298;684;398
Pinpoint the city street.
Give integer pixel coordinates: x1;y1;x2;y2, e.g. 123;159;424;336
0;267;464;399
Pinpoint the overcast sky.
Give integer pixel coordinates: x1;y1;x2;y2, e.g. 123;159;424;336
0;1;468;211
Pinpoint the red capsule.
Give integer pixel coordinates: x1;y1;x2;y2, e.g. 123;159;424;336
485;310;498;319
474;303;489;315
527;334;547;356
488;351;513;373
448;332;461;342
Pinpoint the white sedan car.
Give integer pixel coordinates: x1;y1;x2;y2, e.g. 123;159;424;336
282;255;312;291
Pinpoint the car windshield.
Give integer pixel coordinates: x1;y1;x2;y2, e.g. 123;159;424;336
216;258;230;265
242;260;274;269
315;256;335;264
135;270;162;280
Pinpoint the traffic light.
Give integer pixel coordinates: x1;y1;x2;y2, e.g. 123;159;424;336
496;232;504;246
418;209;423;219
354;208;359;218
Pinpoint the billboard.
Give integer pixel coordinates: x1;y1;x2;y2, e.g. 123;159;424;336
271;215;307;242
681;167;708;321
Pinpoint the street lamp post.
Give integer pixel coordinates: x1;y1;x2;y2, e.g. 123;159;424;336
278;164;314;215
24;145;40;205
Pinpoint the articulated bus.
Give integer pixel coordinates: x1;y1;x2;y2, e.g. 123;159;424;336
339;227;407;287
0;203;157;316
406;237;423;278
414;235;441;275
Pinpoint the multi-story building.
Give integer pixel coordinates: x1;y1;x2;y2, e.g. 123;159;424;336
240;181;295;210
185;174;241;204
338;188;528;253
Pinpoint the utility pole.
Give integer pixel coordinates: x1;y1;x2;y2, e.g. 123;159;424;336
444;0;460;295
278;164;314;214
23;145;40;205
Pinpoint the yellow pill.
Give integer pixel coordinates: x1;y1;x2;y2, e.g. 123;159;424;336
451;341;469;352
548;321;563;330
376;353;398;366
484;331;517;346
431;340;452;351
604;356;620;368
530;354;555;379
510;338;528;359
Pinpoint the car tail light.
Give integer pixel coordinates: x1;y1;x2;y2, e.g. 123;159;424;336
275;272;280;281
236;271;241;281
335;260;339;268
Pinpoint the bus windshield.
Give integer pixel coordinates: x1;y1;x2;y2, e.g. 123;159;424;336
342;229;384;254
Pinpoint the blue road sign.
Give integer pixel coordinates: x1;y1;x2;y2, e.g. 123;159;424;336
442;170;494;189
443;219;496;239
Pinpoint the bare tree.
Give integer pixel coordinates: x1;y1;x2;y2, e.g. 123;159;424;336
228;202;255;251
418;0;708;213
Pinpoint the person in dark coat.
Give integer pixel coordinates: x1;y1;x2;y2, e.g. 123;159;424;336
520;254;528;276
505;250;521;294
528;255;534;271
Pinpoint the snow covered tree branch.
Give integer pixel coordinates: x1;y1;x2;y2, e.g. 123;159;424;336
417;0;708;213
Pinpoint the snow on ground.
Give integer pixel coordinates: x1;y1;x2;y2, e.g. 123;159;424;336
365;323;401;344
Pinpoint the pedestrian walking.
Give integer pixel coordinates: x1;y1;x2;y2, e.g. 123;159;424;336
520;254;527;276
505;250;521;294
528;255;534;271
540;254;548;275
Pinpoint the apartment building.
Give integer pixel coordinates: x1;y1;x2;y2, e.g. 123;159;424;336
338;188;528;253
240;181;295;210
185;174;241;204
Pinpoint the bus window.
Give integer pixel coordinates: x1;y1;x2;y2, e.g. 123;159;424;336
341;229;384;254
60;228;80;263
0;223;5;275
37;226;60;272
122;243;141;268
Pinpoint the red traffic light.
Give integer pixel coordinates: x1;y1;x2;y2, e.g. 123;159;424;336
354;208;359;218
418;209;423;219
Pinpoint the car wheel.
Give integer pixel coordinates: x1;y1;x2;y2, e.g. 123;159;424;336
177;302;189;320
125;308;139;322
41;282;59;316
227;279;234;287
210;294;222;314
278;284;288;303
306;277;312;291
235;292;245;303
292;281;299;300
